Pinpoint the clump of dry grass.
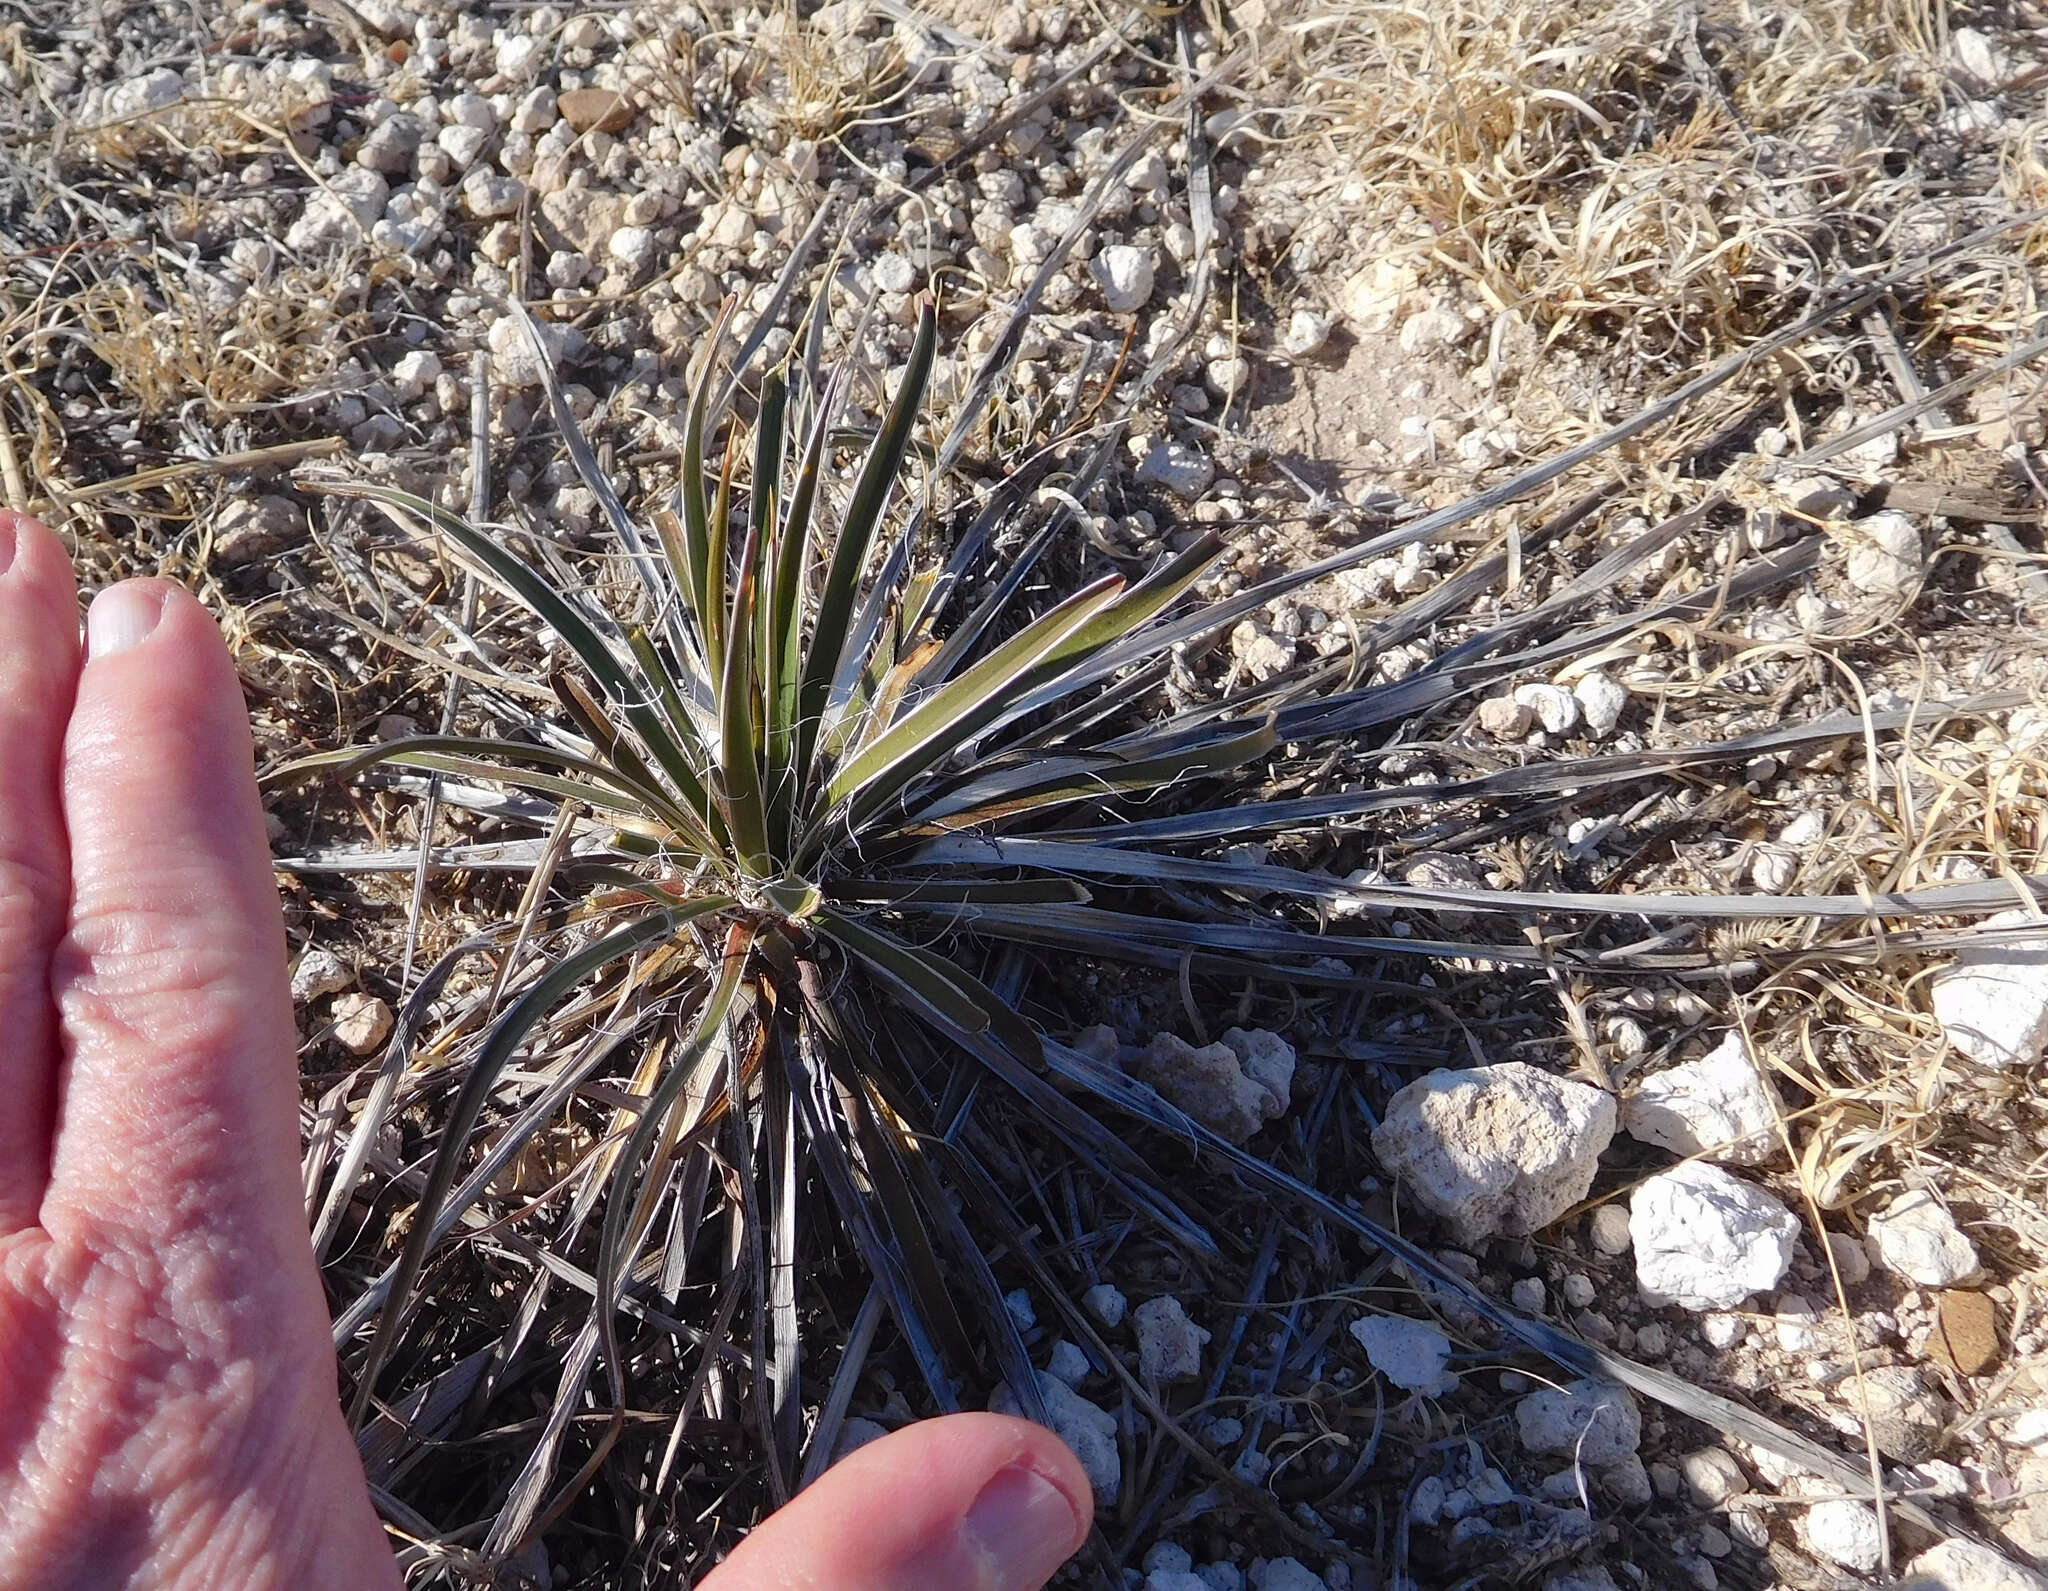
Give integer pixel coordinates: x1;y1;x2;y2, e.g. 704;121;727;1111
76;262;355;419
1254;0;1952;367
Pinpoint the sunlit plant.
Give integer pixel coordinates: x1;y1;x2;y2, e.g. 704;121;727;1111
288;289;1940;1568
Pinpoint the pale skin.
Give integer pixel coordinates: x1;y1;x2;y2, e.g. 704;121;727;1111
0;510;1092;1591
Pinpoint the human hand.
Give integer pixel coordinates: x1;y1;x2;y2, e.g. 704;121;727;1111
0;510;1093;1591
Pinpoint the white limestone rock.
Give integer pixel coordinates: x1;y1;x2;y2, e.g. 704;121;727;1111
357;113;424;173
290;948;355;1003
1091;243;1157;311
286;168;389;251
1222;1028;1296;1115
1845;509;1923;597
1904;1540;2048;1591
1134;1295;1210;1382
1679;1446;1748;1507
1801;1500;1883;1574
462;169;527;219
1629;1162;1798;1310
1868;1189;1979;1286
390;349;442;401
437;122;490;168
1282;309;1331;358
486;312;585;389
1128;1030;1292;1143
1622;1031;1782;1166
1515;1379;1641;1468
1135;438;1215;499
1932;910;2048;1068
1572;671;1628;737
1589;1203;1634;1255
1950;26;2015;87
1083;1283;1128;1329
1370;1062;1616;1240
991;1372;1121;1502
1512;682;1580;736
1046;1339;1091;1388
108;67;185;118
609;224;659;277
1254;1561;1326;1591
1348;1313;1457;1396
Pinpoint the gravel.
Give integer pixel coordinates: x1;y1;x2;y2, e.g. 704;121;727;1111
290;948;355;1003
331;991;394;1055
1372;1062;1616;1241
1134;1295;1210;1382
1348;1313;1458;1396
991;1373;1120;1503
1931;909;2048;1068
1514;1378;1642;1468
1629;1161;1799;1310
1091;242;1157;311
1868;1189;1981;1286
1082;1283;1128;1330
1800;1499;1884;1573
1621;1030;1782;1166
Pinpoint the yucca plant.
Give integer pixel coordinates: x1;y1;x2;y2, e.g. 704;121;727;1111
285;268;2012;1572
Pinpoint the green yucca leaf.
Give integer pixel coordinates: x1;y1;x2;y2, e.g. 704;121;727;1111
765;365;845;832
349;903;726;1428
547;668;716;851
331;745;664;827
828;877;1090;905
813;575;1126;841
956;531;1224;746
797;298;938;785
618;624;720;826
904;717;1278;830
678;297;737;629
814;907;1030;1056
703;427;740;682
715;481;773;875
302;477;719;837
751;367;788;706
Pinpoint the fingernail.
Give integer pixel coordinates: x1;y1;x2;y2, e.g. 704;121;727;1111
88;582;167;657
961;1467;1082;1591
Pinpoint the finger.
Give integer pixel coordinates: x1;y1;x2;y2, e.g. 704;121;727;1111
701;1413;1092;1591
0;512;81;1232
42;579;306;1260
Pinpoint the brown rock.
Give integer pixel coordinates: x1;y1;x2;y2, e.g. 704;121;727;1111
1928;1289;2001;1376
539;187;628;255
557;87;635;134
332;992;394;1055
